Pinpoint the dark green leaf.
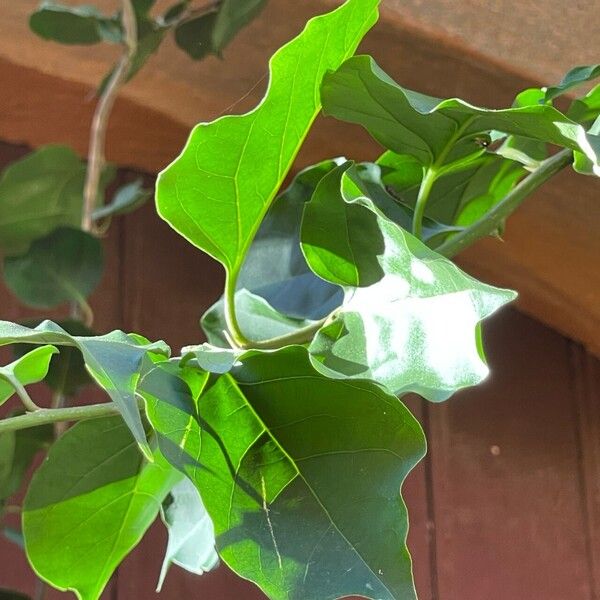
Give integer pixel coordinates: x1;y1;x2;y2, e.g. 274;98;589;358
92;179;152;220
23;416;179;600
132;0;157;15
157;476;218;591
544;64;600;102
157;0;380;276
300;164;516;401
141;347;425;600
174;11;218;60
0;146;85;256
13;319;94;396
30;2;121;45
0;420;53;503
0;346;57;406
211;0;267;53
3;227;103;310
239;159;343;320
321;55;600;174
0;320;170;458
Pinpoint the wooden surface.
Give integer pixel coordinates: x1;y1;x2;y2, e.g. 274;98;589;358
0;0;598;360
0;142;598;599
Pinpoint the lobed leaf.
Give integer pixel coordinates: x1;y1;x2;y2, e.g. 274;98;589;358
23;416;179;600
0;320;170;457
3;227;103;310
301;164;516;401
321;55;600;175
157;0;380;276
141;347;425;600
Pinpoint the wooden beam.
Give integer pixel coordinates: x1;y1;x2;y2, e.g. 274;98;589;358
0;1;598;356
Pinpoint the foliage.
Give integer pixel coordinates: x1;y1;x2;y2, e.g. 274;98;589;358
0;1;598;599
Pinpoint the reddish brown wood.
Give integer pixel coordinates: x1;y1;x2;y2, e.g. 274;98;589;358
428;308;593;600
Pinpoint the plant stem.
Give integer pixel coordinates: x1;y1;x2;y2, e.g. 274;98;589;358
81;0;138;232
10;378;41;412
412;167;437;238
224;270;252;348
436;148;573;258
0;403;122;435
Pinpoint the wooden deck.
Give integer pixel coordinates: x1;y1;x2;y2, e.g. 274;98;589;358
0;142;598;599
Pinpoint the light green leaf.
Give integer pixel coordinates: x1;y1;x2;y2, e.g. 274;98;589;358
92;179;152;220
573;117;600;176
301;164;516;401
3;227;103;310
0;420;53;503
12;319;94;397
157;0;380;276
0;345;57;406
544;64;600;102
157;476;218;591
141;347;425;600
568;84;600;124
238;159;343;320
201;288;316;348
30;2;121;45
0;320;170;458
23;416;179;600
0;146;85;256
321;55;600;174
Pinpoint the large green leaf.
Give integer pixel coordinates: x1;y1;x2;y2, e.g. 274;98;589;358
321;55;600;174
23;416;179;600
29;2;121;45
157;475;218;591
0;146;85;256
301;164;516;401
0;320;170;457
3;227;103;310
544;64;600;102
0;345;57;406
0;420;53;503
157;0;380;276
141;347;425;600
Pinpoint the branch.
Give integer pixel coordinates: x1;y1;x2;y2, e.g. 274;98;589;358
0;403;122;435
81;0;138;232
436;148;574;258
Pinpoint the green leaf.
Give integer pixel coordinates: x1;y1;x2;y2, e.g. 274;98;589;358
0;320;170;458
544;64;600;102
30;2;121;45
211;0;267;53
157;476;218;591
92;179;152;220
321;55;600;174
301;164;516;401
568;84;600;124
0;146;86;256
157;0;380;276
201;288;317;348
3;227;103;310
141;347;425;600
0;420;53;503
0;346;57;406
13;319;94;397
239;159;343;320
23;416;179;600
174;11;218;60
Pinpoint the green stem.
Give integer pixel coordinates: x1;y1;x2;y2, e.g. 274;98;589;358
436;148;573;258
10;378;41;412
224;270;253;348
412;167;437;238
0;403;122;435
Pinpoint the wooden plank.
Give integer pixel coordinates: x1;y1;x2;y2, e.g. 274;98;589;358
428;308;593;599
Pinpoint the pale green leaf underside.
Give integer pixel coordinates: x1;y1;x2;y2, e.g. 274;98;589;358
0;345;58;406
0;320;170;457
24;417;179;600
302;165;516;401
142;347;425;600
156;0;379;273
